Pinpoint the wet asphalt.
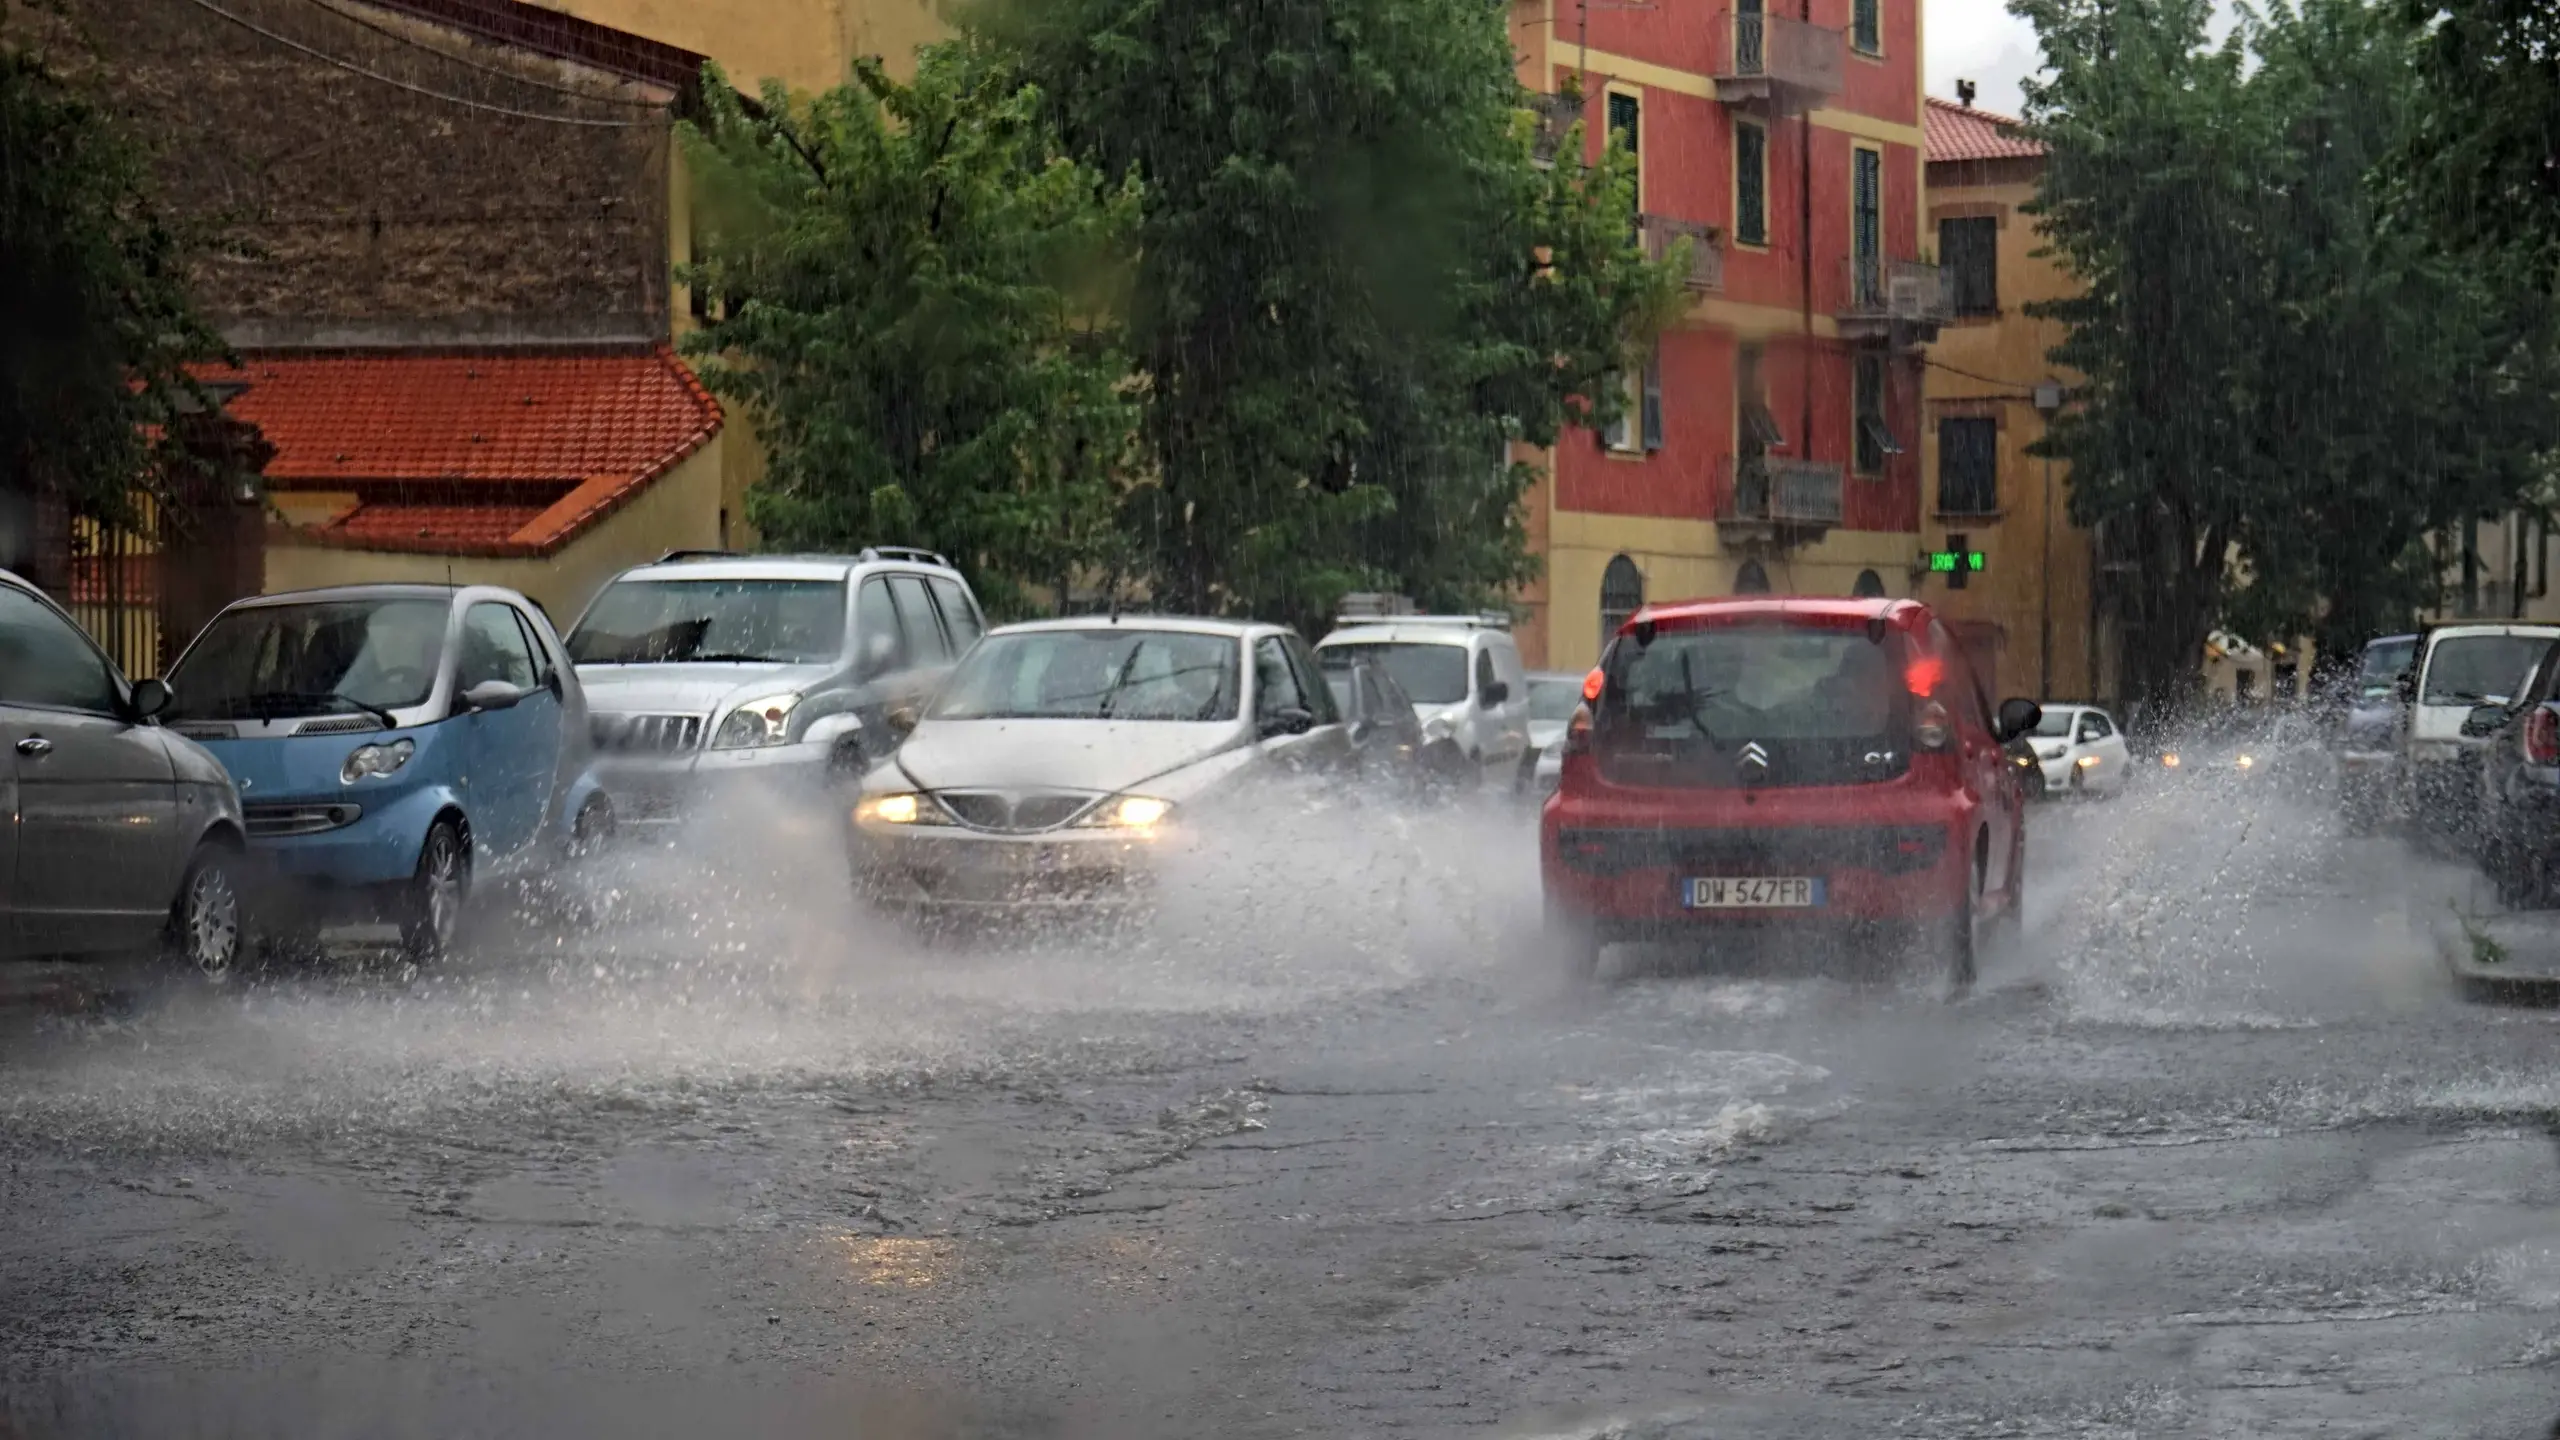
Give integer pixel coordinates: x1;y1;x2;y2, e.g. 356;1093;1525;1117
4;777;2560;1439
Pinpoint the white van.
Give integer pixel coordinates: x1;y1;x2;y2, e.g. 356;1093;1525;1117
1314;615;1531;788
2405;622;2560;822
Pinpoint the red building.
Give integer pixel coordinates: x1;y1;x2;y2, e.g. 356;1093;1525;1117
1510;0;1939;671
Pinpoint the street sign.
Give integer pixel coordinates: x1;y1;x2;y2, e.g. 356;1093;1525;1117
1924;550;1985;574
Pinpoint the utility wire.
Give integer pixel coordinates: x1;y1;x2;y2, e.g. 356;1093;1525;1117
178;0;661;127
1921;353;2048;400
290;0;668;108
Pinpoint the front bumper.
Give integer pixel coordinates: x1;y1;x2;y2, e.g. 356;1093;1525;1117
594;739;842;826
1540;820;1968;927
850;821;1160;918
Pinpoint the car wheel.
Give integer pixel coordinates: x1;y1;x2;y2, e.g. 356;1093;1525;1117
1546;899;1602;986
567;793;615;861
1931;850;1982;997
400;818;471;964
168;844;250;981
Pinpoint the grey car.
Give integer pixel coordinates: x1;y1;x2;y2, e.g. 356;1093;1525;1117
850;616;1349;925
563;549;987;829
0;568;249;975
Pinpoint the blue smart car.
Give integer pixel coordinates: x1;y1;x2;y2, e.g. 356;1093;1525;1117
160;583;609;959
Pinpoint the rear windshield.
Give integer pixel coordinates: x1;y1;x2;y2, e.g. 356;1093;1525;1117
2356;638;2416;698
1596;622;1911;787
1318;641;1466;706
2421;633;2552;706
1526;675;1583;723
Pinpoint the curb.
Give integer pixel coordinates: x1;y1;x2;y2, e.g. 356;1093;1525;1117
2434;913;2560;1006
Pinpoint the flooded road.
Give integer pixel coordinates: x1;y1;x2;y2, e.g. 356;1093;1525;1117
5;786;2559;1438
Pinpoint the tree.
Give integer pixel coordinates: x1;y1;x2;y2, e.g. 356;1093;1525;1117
2013;0;2560;717
2398;0;2560;297
978;0;1680;630
679;51;1143;617
0;13;228;524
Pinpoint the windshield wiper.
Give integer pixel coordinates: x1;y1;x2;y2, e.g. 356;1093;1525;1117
1676;649;1722;747
244;691;399;728
681;651;787;664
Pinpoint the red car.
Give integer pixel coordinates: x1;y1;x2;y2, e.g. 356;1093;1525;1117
1540;596;2040;989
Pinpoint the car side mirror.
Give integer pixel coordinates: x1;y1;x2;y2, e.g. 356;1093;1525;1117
2394;671;2417;703
884;698;923;736
2462;704;2505;738
1994;697;2042;743
463;680;527;713
1479;679;1510;709
1261;705;1315;739
130;677;172;720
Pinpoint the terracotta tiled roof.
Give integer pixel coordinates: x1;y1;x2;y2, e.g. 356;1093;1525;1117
197;346;721;557
1926;97;2046;163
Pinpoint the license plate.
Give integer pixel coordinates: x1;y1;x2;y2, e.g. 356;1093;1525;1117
1683;876;1824;909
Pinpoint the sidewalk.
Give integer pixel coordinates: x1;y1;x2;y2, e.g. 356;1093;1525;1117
2433;908;2560;1004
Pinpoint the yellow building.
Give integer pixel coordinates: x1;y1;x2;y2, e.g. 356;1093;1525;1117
1918;96;2108;704
527;0;946;91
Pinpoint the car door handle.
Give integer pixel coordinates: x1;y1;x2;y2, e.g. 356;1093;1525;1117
16;736;51;758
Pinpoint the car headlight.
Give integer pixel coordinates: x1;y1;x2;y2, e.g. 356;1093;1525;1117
711;693;801;749
341;738;415;784
855;791;931;826
1422;716;1455;744
2160;753;2181;768
2235;754;2254;770
1078;795;1172;830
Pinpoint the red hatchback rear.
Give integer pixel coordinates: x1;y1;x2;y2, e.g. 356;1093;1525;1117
1539;597;2040;988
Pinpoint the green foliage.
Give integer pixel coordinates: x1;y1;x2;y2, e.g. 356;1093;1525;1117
2398;0;2560;296
0;16;228;520
2014;0;2560;716
679;51;1143;617
974;0;1681;629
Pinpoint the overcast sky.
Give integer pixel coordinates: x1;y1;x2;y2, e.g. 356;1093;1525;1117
1925;0;2043;118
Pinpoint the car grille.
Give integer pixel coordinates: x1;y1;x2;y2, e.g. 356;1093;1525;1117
934;790;1096;834
1554;824;1945;877
245;803;365;838
592;713;703;755
294;715;385;736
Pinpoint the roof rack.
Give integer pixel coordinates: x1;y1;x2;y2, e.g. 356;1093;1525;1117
654;548;738;564
1333;612;1513;632
859;546;953;568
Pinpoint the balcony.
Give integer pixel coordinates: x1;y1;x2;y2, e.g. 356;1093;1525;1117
1716;455;1844;548
1839;256;1949;343
1713;11;1842;112
1640;215;1725;292
1529;91;1584;167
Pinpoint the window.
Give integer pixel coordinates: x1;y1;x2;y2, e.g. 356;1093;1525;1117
1852;147;1882;299
926;577;983;652
1283;634;1340;724
508;606;557;690
1941;215;1997;316
1473;648;1497;703
1851;0;1881;55
1854;352;1899;474
886;574;951;666
1254;636;1307;723
0;585;120;714
1319;641;1468;705
165;597;449;721
932;629;1238;722
457;602;539;692
567;578;846;665
853;578;901;675
1603;364;1645;453
2078;711;2114;741
1852;568;1886;598
1641;346;1664;452
1600;554;1644;651
1734;558;1772;593
1607;91;1640;203
1738;344;1783;451
1735;120;1768;247
1938;416;1999;515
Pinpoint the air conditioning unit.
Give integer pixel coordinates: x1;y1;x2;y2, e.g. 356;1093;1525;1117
1887;273;1931;318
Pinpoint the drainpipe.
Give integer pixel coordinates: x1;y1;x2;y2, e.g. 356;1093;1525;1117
1797;5;1814;460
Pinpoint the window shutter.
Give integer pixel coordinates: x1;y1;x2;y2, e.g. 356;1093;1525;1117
1641;355;1664;451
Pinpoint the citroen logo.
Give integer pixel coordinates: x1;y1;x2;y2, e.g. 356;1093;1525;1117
1738;741;1770;772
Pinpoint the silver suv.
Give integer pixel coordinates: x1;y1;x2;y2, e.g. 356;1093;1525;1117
563;548;986;827
1314;615;1531;788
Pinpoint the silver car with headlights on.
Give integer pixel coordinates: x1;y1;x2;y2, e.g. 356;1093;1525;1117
564;549;986;831
850;615;1350;928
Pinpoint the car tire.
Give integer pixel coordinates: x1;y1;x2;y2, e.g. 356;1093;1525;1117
168;843;251;982
400;818;471;965
1546;900;1602;986
567;793;615;861
1931;852;1982;997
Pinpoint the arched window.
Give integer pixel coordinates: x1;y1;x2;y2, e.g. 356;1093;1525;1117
1599;554;1644;650
1734;558;1772;594
1851;568;1885;598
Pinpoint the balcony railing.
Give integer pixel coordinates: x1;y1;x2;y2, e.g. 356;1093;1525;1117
1840;256;1949;338
1714;11;1843;108
1529;91;1584;166
1640;215;1725;292
1719;455;1845;528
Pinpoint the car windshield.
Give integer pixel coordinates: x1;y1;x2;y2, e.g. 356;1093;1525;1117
567;579;846;665
2032;708;2079;738
1612;624;1903;743
1318;641;1467;705
1526;675;1583;723
2356;638;2416;698
930;628;1239;722
2421;633;2551;705
165;597;450;720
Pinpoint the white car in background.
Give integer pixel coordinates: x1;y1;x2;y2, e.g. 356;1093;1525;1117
2026;703;2131;794
1521;670;1583;796
1314;615;1531;789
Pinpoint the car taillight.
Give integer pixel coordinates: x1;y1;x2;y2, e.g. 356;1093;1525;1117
2528;707;2559;766
1914;698;1952;751
1563;702;1593;756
